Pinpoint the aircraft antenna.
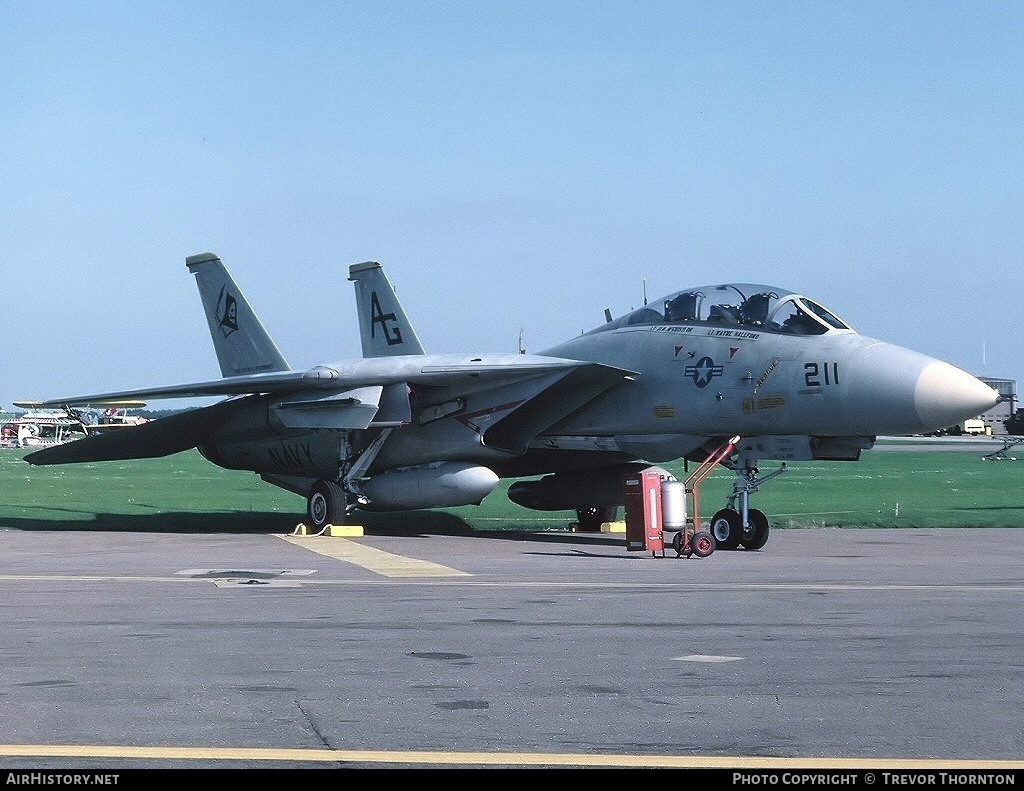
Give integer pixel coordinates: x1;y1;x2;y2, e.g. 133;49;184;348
643;278;648;306
519;329;526;354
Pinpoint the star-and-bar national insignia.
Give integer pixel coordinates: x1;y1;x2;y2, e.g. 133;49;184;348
684;356;724;388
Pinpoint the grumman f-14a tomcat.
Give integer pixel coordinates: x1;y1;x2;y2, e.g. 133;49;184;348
18;253;998;551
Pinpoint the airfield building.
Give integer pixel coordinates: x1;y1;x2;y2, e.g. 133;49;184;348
979;377;1016;435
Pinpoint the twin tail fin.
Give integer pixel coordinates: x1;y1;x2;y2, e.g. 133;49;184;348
348;261;426;357
186;252;291;377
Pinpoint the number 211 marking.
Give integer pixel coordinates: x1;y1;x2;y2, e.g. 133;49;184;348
805;362;839;387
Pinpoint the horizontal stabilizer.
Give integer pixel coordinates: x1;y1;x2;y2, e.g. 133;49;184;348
23;399;243;465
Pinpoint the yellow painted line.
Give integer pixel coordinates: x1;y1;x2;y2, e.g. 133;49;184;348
278;534;470;578
0;744;1021;768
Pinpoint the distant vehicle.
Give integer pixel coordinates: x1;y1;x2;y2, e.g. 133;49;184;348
18;252;998;551
926;418;992;437
1005;409;1024;436
959;419;990;436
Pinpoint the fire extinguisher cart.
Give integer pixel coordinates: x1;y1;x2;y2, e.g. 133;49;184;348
672;435;740;558
624;436;739;558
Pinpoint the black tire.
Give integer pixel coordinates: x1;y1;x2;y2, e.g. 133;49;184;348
691;530;716;558
576;506;618;532
709;508;743;550
308;480;346;531
741;509;770;550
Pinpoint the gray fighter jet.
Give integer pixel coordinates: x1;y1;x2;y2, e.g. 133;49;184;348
18;253;998;550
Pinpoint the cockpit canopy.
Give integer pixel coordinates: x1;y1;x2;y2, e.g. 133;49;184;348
592;283;853;336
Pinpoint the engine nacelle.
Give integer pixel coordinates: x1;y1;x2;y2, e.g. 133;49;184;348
359;462;499;510
507;463;666;511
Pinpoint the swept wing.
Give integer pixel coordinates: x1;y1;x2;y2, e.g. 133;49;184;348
23;354;633;464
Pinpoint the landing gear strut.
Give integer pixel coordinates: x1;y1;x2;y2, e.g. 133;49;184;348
305;427;393;532
714;456;787;550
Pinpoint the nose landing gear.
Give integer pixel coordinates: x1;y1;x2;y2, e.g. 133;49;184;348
709;455;787;551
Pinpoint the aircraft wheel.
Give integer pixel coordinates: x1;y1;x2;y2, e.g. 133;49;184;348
691;530;716;558
709;508;743;550
576;506;617;532
741;509;770;550
308;480;345;531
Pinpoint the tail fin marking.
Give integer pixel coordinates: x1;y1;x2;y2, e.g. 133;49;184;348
186;252;290;377
348;261;426;357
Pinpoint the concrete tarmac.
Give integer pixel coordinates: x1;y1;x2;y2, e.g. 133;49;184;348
1;524;1023;770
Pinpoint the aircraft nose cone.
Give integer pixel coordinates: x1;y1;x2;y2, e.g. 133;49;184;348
841;342;998;436
915;361;999;432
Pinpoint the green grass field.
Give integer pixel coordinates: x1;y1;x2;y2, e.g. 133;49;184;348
1;446;1022;532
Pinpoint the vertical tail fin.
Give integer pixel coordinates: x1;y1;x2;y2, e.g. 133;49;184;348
348;261;426;357
186;252;291;376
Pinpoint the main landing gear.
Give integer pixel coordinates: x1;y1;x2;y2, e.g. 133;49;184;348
707;455;787;551
307;480;347;531
305;428;393;532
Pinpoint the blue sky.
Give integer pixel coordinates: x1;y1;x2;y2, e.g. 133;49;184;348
2;1;1022;408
